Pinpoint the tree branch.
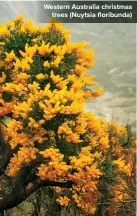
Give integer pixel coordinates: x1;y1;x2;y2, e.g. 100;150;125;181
0;127;7;152
26;180;73;197
0;178;73;211
0;126;20;176
0;145;20;176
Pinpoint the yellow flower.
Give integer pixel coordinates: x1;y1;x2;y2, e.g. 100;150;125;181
0;72;6;83
20;20;38;34
9;147;39;176
36;73;45;80
50;70;63;84
38;42;50;55
113;158;131;176
51;56;62;67
5;50;16;62
56;196;70;206
6;20;15;29
99;136;109;149
14;14;24;22
43;61;50;68
66;133;82;143
0;24;10;36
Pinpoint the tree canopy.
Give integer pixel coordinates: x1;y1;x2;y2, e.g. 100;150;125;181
0;15;136;215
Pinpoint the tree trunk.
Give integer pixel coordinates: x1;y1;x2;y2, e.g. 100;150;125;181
0;210;4;216
0;176;4;215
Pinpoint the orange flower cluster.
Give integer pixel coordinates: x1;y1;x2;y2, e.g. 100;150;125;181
38;148;70;180
56;196;70;206
9;147;39;176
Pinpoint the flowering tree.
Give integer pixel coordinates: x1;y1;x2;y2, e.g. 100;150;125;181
0;15;136;215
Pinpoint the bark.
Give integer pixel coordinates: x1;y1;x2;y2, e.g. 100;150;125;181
0;211;4;216
0;128;19;175
0;179;73;211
